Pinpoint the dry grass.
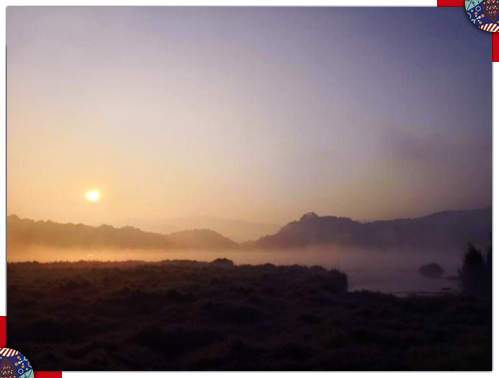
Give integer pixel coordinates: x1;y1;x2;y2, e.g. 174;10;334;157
7;260;491;371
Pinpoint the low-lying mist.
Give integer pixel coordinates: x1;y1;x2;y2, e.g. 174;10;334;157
8;244;462;295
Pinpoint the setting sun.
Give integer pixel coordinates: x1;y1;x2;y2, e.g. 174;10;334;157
85;190;101;202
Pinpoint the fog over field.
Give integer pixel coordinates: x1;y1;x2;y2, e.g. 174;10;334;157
8;245;461;295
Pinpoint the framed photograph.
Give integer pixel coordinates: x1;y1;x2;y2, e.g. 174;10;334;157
4;3;493;372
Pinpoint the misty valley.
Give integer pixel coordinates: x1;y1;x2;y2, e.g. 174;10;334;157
6;208;492;370
7;247;463;295
7;208;491;294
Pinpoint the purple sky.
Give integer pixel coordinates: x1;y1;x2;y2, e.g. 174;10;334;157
7;7;492;225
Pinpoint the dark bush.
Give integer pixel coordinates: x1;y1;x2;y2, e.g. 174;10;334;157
211;258;234;267
459;243;492;296
418;263;444;279
328;269;348;293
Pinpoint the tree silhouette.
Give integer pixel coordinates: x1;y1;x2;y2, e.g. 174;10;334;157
459;242;492;296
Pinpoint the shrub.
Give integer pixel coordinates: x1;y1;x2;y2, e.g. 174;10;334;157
328;269;348;293
211;258;234;267
459;243;491;296
418;263;444;279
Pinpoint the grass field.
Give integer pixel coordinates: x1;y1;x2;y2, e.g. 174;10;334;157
7;260;492;371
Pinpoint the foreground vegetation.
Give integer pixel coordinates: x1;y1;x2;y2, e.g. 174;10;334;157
7;260;491;371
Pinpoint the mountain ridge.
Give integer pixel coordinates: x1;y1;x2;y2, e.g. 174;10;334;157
7;206;492;253
252;207;492;250
7;215;239;251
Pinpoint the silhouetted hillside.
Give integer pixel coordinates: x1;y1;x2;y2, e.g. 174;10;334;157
253;208;492;251
7;215;238;251
8;207;492;254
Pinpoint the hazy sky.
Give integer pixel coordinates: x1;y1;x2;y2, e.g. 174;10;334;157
7;7;492;226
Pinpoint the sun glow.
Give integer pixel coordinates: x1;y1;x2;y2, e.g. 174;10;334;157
85;190;101;202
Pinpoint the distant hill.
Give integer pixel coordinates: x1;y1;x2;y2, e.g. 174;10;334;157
252;208;492;251
7;215;239;251
112;216;280;243
8;207;492;253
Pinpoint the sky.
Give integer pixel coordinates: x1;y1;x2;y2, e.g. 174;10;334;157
7;7;492;226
